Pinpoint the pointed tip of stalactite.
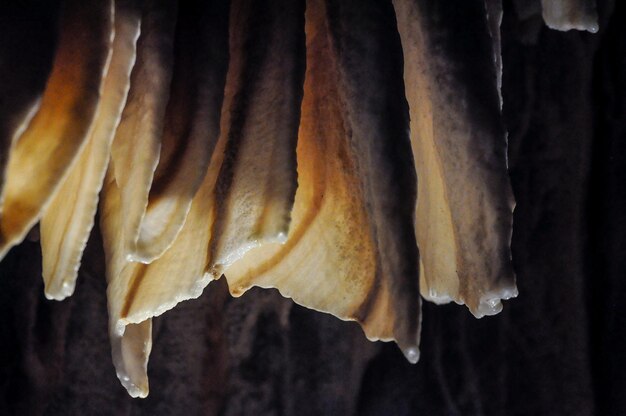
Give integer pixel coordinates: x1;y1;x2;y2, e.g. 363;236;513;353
43;278;76;301
114;355;150;399
117;372;149;399
583;21;600;34
396;299;423;365
544;19;599;33
110;320;153;399
470;284;519;319
402;346;421;364
422;281;519;319
473;299;503;319
422;290;454;305
127;246;169;265
395;329;421;364
541;0;599;33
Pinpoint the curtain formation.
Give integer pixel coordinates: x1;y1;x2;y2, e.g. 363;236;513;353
0;0;597;398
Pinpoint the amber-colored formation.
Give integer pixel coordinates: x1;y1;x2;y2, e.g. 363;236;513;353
0;0;597;398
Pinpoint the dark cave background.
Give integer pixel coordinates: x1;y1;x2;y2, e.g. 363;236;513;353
1;0;625;415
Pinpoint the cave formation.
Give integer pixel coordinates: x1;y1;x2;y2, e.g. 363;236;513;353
0;0;624;415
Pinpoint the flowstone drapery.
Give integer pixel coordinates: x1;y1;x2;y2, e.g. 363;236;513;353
0;0;599;398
